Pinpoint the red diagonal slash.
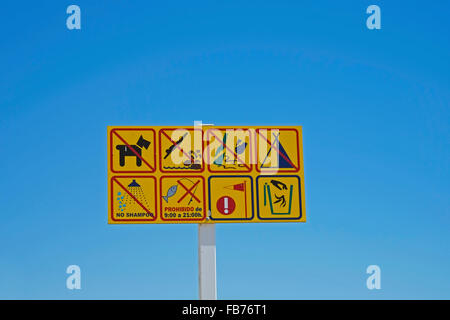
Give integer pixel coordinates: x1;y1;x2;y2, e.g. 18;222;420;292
161;130;192;161
209;131;250;170
177;180;200;203
113;131;154;171
244;181;247;218
113;178;151;214
258;131;297;170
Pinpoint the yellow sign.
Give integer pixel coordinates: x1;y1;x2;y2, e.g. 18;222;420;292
256;176;302;220
159;128;204;173
109;128;156;173
111;176;157;222
160;176;206;222
208;176;254;221
108;126;305;224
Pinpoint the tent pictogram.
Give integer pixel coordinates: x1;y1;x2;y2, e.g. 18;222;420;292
260;132;295;169
257;129;300;172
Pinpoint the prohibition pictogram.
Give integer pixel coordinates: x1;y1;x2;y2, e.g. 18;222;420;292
256;128;300;173
177;179;201;203
160;176;206;222
110;128;156;173
159;128;204;172
110;176;157;221
206;128;252;173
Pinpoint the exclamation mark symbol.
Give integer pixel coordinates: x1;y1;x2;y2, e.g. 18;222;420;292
224;197;229;214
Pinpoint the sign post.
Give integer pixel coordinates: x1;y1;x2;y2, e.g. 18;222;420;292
198;222;217;300
107;125;306;299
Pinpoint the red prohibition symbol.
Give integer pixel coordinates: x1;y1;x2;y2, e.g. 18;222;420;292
216;196;236;215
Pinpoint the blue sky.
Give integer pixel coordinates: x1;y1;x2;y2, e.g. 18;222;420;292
0;1;449;299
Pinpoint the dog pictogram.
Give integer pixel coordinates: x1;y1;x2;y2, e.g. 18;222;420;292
116;135;151;167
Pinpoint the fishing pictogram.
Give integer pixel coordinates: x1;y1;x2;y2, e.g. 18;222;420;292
177;178;201;204
160;176;206;221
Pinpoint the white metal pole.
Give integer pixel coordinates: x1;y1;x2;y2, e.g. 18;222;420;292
198;223;217;300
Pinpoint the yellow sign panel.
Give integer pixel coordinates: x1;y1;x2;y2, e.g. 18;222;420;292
111;176;157;222
256;176;302;220
110;128;156;173
256;128;300;174
159;128;204;173
108;126;305;224
160;176;206;222
209;176;254;221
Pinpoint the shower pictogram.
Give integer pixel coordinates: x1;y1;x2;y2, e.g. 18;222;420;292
117;179;151;210
110;176;157;221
